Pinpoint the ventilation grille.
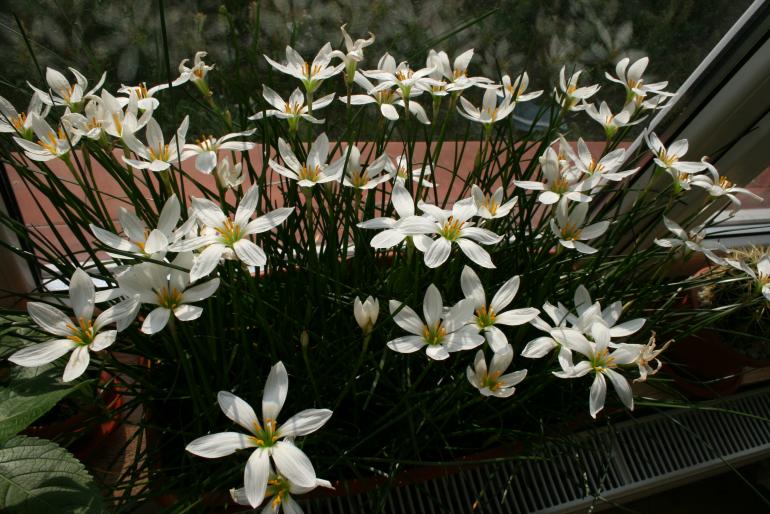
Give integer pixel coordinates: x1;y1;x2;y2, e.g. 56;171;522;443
303;386;770;513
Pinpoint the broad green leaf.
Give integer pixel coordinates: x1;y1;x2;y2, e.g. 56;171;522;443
0;435;104;513
0;367;90;442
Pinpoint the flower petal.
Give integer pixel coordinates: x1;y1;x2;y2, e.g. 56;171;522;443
185;432;256;458
233;239;267;267
69;268;95;321
278;408;333;438
8;339;76;367
141;307;171;335
62;345;90;382
262;361;289;421
271;440;316;487
90;330;116;351
27;302;71;336
387;335;425;353
489;275;520;312
389;301;423;335
245;449;271;508
218;391;260;434
589;373;607;419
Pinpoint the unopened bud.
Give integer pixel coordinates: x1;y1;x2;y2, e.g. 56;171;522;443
354;296;379;334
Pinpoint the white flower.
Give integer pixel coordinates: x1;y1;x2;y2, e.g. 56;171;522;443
28;67;106;110
343;71;430;124
691;160;763;209
612;333;671;383
499;72;542;103
515;146;590;205
727;255;770;301
64;98;107;140
172;185;293;282
340;145;392;190
123;116;189;172
269;133;343;188
561;137;639;189
568;285;646;338
471;185;516;219
605;57;672;107
264;43;344;94
13;113;81;162
9;269;136;382
457;87;515;127
354;296;379;334
460;266;539;352
90;89;152;139
645;132;707;175
556;67;600;111
423;49;493;93
358;181;421;249
250;86;335;128
551;325;637;418
186;362;333;508
180;129;255;174
176;51;214;86
584;101;642;138
90;194;188;258
0;93;51;138
387;284;483;360
654;216;727;266
116;252;220;334
116;82;170;111
230;472;334;512
550;199;609;254
467;345;527;398
334;24;375;85
393;153;434;187
363;53;440;101
215;158;245;190
521;301;575;368
400;200;503;269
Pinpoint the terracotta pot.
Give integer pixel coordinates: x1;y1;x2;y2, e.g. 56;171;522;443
22;370;125;460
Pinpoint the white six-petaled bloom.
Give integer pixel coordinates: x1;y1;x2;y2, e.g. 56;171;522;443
340;145;392;190
467;345;527;398
550;199;609;254
611;332;671;383
172;185;293;282
399;199;503;269
344;71;431;124
387;284;483;360
9;269;136;382
358;181;421;249
116;252;220;334
215;158;244;189
499;72;543;103
229;471;334;513
333;24;375;85
250;86;335;128
584;101;641;138
0;93;51;138
363;53;440;104
556;67;600;111
423;49;493;93
13;113;81;162
264;44;344;95
551;325;636;418
185;362;333;508
727;255;770;301
181;129;255;174
123;116;189;172
644;132;706;175
691;160;763;209
654;216;727;266
457;87;515;129
393;153;434;187
605;57;671;105
28;67;106;110
561;137;639;190
515;146;590;205
116;82;170;111
353;296;380;334
269;133;343;189
460;266;539;352
176;51;215;87
471;185;516;220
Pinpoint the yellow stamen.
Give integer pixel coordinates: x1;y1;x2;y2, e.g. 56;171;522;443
439;216;465;241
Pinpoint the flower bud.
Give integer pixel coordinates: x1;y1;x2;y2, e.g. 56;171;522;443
353;296;379;334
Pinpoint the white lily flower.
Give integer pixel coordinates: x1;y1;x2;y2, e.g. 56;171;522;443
354;296;379;334
264;43;344;95
551;325;637;418
13;113;80;162
467;345;527;398
562;137;639;189
0;93;51;138
117;82;171;111
515;146;591;204
215;158;245;189
180;129;255;174
28;67;106;110
123;116;189;172
568;285;646;339
457;87;515;128
399;200;503;269
186;362;333;508
387;284;483;360
171;185;293;282
645;132;707;175
63;98;107;140
269;133;343;188
393;153;434;187
340;145;392;190
363;53;441;101
727;255;770;301
584;101;642;138
90;194;187;258
176;51;215;86
423;49;494;93
343;71;431;124
654;216;727;266
612;332;671;383
550;199;609;254
89;89;151;140
460;266;539;352
556;67;600;111
9;269;137;382
358;181;421;249
521;301;575;368
471;185;516;219
115;252;219;334
691;160;763;209
334;24;375;85
499;72;543;103
605;57;671;103
230;472;334;512
250;86;335;128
